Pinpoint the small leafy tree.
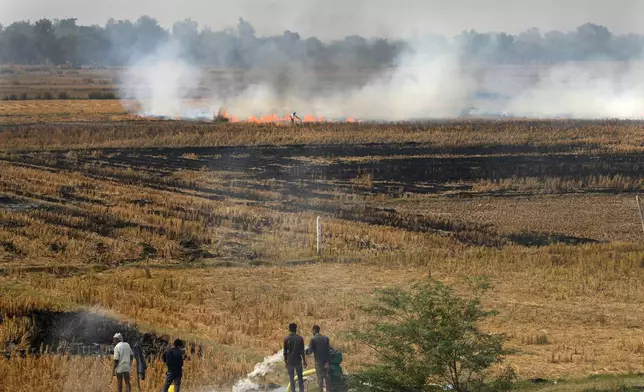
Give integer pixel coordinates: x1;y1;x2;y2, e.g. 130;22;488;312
348;279;508;392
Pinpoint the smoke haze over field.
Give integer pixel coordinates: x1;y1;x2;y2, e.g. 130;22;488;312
5;1;639;119
121;41;475;121
503;64;644;118
122;32;644;120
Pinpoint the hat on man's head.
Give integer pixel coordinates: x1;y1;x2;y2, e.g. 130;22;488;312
113;333;123;341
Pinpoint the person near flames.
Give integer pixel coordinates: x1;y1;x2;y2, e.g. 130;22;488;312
112;333;133;392
161;339;186;392
306;325;334;391
290;112;301;125
284;323;307;392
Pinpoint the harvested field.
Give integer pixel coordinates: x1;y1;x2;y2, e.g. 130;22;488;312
1;105;644;391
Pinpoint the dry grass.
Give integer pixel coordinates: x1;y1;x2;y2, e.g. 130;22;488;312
470;175;644;194
0;100;643;152
389;194;642;243
0;67;120;101
3;248;644;388
0;349;250;392
0;100;135;124
0;150;465;268
2;97;644;390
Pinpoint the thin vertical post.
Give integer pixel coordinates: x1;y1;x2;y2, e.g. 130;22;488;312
316;216;322;256
637;196;644;237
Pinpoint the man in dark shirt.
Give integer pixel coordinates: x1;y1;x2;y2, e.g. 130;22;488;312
306;325;333;391
284;323;307;392
161;339;185;392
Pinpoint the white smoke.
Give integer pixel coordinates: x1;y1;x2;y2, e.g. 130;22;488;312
326;48;474;120
117;28;481;121
118;33;644;121
120;41;216;119
195;351;287;392
503;62;644;119
119;44;474;121
208;57;468;120
231;350;285;392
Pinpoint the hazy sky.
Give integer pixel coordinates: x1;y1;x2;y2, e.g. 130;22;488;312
1;0;643;40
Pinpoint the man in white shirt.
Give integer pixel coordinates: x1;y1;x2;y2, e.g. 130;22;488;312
113;333;133;392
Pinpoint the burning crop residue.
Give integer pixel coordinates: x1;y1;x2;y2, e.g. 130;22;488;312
221;113;359;124
140;108;360;124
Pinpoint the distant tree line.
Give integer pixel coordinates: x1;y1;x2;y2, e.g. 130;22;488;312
0;16;641;68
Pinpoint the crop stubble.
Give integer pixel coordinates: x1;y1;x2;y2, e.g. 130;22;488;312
1;97;644;390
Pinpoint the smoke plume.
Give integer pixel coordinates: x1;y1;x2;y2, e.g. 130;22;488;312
231;350;286;392
502;62;644;118
118;21;644;121
119;38;477;120
120;41;209;119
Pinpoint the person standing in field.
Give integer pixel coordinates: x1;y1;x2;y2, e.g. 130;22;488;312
290;112;301;125
161;339;185;392
112;333;133;392
284;323;307;392
306;325;333;392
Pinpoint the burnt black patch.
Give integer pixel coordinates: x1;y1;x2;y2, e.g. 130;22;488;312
0;310;202;360
507;231;600;247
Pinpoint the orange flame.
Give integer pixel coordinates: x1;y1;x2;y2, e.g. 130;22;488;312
214;111;358;124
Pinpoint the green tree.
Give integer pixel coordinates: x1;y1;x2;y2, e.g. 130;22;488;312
348;279;508;392
2;21;36;64
34;19;62;65
133;16;168;54
172;19;199;59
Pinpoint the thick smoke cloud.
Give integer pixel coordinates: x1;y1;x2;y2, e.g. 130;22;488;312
311;45;475;120
503;63;644;118
120;19;644;120
121;42;476;121
123;29;644;120
121;42;204;118
4;16;619;120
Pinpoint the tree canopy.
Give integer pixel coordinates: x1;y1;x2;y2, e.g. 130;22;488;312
0;17;640;67
347;279;510;392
